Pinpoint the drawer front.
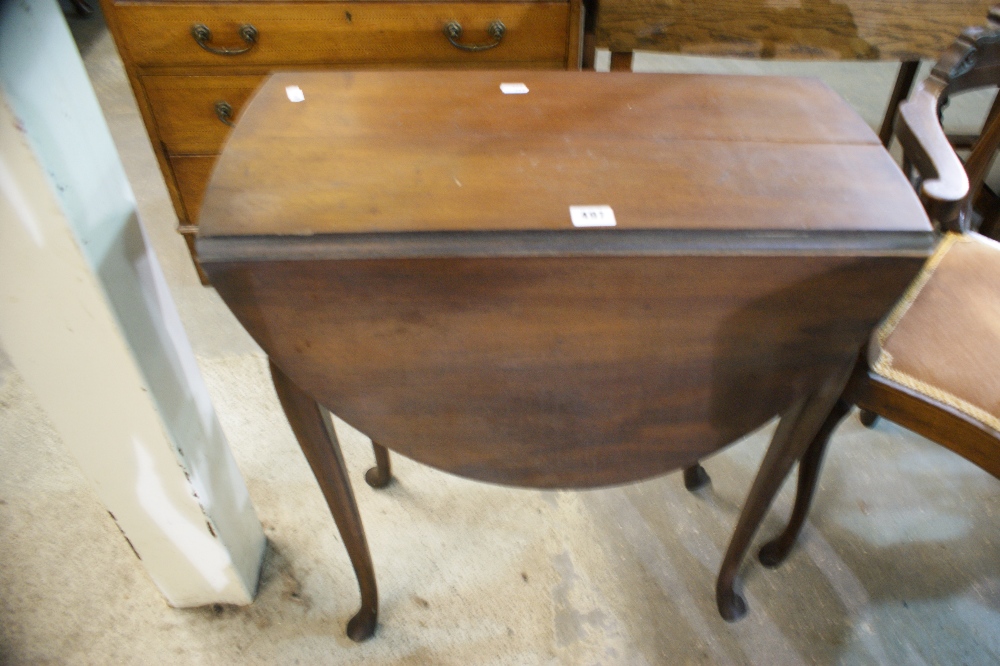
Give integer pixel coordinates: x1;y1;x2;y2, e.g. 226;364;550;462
144;75;263;155
171;154;217;221
115;2;570;68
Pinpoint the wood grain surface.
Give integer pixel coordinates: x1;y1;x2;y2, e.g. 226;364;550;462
596;0;992;60
143;75;263;155
170;154;217;220
205;253;925;487
198;70;928;236
114;2;571;69
198;70;933;488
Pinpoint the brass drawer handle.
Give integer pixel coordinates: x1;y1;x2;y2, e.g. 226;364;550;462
215;101;234;127
443;20;505;52
190;23;258;55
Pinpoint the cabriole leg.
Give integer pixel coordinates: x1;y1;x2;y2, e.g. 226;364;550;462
758;398;852;568
270;359;378;641
715;362;853;622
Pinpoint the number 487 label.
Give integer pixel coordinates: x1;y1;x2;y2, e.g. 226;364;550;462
569;205;617;228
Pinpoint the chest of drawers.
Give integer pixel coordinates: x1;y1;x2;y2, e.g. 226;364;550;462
100;0;584;280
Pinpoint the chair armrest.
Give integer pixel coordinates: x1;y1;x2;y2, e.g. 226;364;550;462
896;85;970;232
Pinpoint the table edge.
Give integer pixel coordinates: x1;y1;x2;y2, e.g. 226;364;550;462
197;229;937;263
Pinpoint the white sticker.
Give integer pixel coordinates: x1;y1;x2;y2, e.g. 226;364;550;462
285;85;305;103
570;205;617;227
500;82;529;95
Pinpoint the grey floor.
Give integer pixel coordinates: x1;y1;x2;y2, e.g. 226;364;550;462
2;6;1000;664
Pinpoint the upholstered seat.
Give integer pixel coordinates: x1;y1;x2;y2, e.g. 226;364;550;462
869;232;1000;472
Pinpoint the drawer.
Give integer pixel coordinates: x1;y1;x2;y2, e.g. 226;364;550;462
171;154;217;221
143;75;263;155
114;2;571;68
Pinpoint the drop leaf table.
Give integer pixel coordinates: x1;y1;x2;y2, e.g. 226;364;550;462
197;71;935;640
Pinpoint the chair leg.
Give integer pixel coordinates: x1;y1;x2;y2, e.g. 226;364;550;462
715;361;853;622
683;462;711;490
270;360;378;641
758;398;852;568
365;441;393;488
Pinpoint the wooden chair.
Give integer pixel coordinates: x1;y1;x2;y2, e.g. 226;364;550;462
751;20;1000;582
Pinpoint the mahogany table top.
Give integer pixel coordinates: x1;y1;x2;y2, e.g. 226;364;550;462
198;70;930;242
